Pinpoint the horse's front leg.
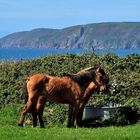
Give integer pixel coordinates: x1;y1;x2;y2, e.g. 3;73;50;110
71;105;80;128
75;95;93;127
76;107;84;127
76;95;92;127
75;82;97;127
67;104;74;128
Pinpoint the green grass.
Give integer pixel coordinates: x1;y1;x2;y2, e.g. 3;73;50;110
0;123;140;140
0;104;140;140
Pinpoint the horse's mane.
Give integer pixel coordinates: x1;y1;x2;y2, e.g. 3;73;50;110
65;66;97;84
76;67;96;75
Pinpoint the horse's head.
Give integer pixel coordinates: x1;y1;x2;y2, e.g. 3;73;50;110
64;66;109;92
94;67;109;92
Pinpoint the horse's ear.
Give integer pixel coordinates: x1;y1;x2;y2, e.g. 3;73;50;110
96;67;100;73
94;64;100;69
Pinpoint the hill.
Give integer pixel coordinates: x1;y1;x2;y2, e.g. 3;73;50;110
0;22;140;49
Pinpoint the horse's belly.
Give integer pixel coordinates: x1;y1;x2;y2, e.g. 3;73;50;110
45;88;75;104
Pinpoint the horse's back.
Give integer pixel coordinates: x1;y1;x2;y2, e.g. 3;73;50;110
27;74;47;83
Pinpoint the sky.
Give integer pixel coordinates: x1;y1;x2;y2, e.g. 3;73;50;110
0;0;140;38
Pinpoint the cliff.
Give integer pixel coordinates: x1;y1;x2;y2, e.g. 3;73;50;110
0;22;140;49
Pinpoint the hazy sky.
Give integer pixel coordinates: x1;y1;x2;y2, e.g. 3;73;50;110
0;0;140;37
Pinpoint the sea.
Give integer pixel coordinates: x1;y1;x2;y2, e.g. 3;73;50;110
0;47;140;61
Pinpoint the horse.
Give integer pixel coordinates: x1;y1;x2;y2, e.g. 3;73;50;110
18;66;109;128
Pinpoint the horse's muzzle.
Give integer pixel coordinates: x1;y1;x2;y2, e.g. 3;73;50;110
100;85;108;92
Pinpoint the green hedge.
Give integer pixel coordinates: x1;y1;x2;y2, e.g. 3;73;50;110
0;53;140;126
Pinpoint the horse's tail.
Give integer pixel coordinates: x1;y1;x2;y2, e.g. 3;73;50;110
22;78;28;104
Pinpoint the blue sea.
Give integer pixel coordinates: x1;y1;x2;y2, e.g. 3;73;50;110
0;47;140;61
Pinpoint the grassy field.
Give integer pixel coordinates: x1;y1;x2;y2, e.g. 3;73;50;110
0;104;140;140
0;124;140;140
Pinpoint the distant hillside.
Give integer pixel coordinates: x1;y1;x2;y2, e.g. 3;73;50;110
0;22;140;49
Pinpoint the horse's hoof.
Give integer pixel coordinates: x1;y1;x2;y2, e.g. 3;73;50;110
18;123;23;127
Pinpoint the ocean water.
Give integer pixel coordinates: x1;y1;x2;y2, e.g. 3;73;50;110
0;47;140;61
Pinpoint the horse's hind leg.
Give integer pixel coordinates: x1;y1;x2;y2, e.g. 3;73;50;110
72;105;80;128
18;105;27;127
37;96;46;128
30;111;38;127
18;99;34;127
38;111;45;128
